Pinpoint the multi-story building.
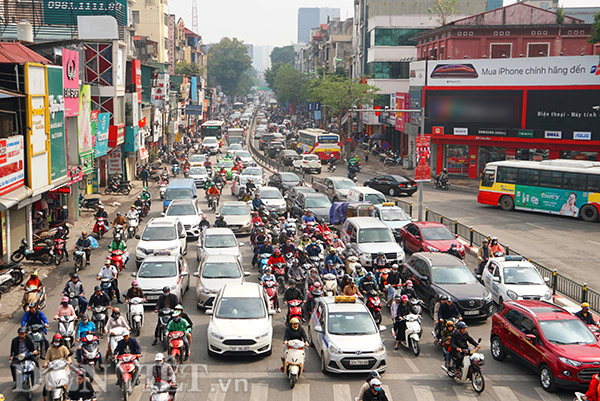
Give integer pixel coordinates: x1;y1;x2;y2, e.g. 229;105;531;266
298;7;341;43
132;0;170;64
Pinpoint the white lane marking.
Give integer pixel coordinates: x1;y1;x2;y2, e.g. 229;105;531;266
292;383;310;401
249;383;269;401
526;222;545;229
401;354;420;373
382;384;394;401
207;384;227;401
453;386;477;401
534;387;562;401
412;385;434;401
493;385;520;401
333;384;353;401
589;240;600;245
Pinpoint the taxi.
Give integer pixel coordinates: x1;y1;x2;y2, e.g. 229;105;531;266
131;251;190;305
373;202;412;239
308;296;387;374
481;255;552;304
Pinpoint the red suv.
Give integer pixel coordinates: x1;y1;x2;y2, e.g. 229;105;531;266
490;300;600;392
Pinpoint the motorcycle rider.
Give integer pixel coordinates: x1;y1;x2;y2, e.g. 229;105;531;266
97;259;121;303
324;248;343;267
476;238;491;275
23;271;44;312
246;178;257;193
261;268;280;312
252;193;265;211
171;304;193;351
305;268;323;293
400;280;417;300
54;296;76;321
250;211;263;225
281;237;296;256
40;334;70;401
445;243;464;260
207;183;221;203
330;234;345;250
94;204;108;219
489;237;505;256
75;231;92;265
145;353;177;398
450;322;479;374
109;234;129;264
440;320;456;368
126;204;140;227
214;214;227;228
343;278;360;296
199;214;211;231
53;226;69;262
88;285;111;313
393;295;413;350
287;259;305;283
166;311;191;360
320;260;339;277
75;314;103;369
112;212;127;230
586;372;600;401
575;302;596;325
62;272;88;313
385;264;402;305
68;373;97;401
301;210;316;224
125;281;145;302
359;273;378;297
267;249;286;268
10;327;40;388
305;238;321;258
281;317;309;368
152;287;179;346
283;279;304;307
253;238;274;267
21;303;49;358
114;330;141;386
356;371;382;401
140;186;152;206
105;307;130;362
362;378;390;401
435;168;448;187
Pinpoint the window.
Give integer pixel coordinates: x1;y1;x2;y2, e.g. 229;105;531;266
516;169;539;186
412;258;429;277
520;316;537;334
504;309;523;327
373;28;426;46
528;43;549;57
406;224;420;237
587;175;600;192
132;10;140;24
367;62;410;79
539;170;563;188
496;167;517;184
481;169;495;187
563;172;587;191
490;43;512;58
164;13;169;27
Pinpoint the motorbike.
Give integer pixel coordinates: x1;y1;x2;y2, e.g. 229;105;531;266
327;163;336;173
52;238;67;266
365;289;382;325
44;359;70;400
303;287;323;321
272;263;286;294
127;215;139;238
11;239;53;264
0;261;24;286
286;299;303;325
309;255;322;271
115;353;139;400
109;249;127;272
105;178;132;195
100;278;115;300
160;184;167;200
393;312;422;356
283;339;306;389
263;281;278;310
157;308;173;351
114;224;128;241
168;331;186;366
57;314;77;348
91;305;109;337
107;327;128;364
441;340;485;393
433;178;450;191
209;194;220;213
80;332;102;372
172;163;180;177
128;297;144;337
23;285;47;311
80;196;102;212
150;381;177;401
13;351;36;399
575;392;591;401
322;273;338;296
93;217;109;238
73;247;87;273
28;324;47;358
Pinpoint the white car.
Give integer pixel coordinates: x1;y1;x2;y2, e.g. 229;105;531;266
232;150;252;167
255;186;286;214
206;282;274;356
227;144;243;154
202;137;220;154
293;154;322;174
231;174;262;197
373;203;412;239
189;154;207;167
188;166;210;188
163;199;202;238
481;255;552;304
193;254;249;309
135;218;187;267
241;166;264;185
133;253;190;304
219;201;252;235
196;227;243;264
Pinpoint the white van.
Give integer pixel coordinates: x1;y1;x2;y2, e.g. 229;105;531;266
340;217;404;268
347;187;386;205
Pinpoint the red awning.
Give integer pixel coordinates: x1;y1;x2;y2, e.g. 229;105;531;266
0;42;50;65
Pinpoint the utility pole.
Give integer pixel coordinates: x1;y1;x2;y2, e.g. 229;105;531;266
418;106;425;221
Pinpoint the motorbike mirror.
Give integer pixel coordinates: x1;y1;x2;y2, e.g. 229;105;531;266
477;338;482;344
314;325;323;333
193;272;199;277
181;271;188;276
544;276;550;284
135;235;141;240
492;277;500;282
239;242;245;247
204;309;213;315
180;234;186;239
193;195;197;199
268;308;276;315
130;272;137;277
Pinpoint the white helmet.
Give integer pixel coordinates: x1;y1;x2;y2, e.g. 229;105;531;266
155;352;165;361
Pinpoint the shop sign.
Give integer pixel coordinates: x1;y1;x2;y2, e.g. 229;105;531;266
544;130;562;139
0;136;25;196
47;66;68;182
95;113;110;157
43;0;127;26
414;136;431;182
454;127;468;136
65;166;84;186
395;93;410;132
574;131;591;140
78;85;93;154
108;148;122;175
62;49;79;117
132;60;142;103
518;129;534;138
50;186;71;194
108;125;125;147
25;63;50;192
432;126;444;135
477;129;506;136
123;126;140;152
80;151;94;174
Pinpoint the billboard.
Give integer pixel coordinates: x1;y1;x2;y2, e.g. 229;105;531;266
414;136;431;182
43;0;127;26
95;113;110;157
62;49;79;117
0;136;25;196
395;92;409;132
426;56;600;87
47;66;67;182
78;85;92;153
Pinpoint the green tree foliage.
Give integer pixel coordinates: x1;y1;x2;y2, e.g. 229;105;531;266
207;37;252;96
270;45;295;65
589;12;600;43
307;74;379;120
174;60;205;76
272;64;308;105
263;62;284;90
428;0;460;26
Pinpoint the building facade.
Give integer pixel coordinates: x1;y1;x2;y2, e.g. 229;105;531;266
298;7;341;43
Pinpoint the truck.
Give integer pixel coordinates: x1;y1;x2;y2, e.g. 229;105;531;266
227;128;245;145
312;177;358;202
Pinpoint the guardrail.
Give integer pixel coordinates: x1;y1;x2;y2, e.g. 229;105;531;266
245;113;598;313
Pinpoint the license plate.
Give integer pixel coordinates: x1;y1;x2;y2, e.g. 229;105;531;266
464;310;479;315
147;295;159;300
349;360;369;366
231;346;248;352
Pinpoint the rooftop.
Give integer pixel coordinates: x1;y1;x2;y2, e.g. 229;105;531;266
0;42;50;65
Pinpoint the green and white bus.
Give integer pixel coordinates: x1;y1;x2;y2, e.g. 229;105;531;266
478;159;600;222
200;120;225;142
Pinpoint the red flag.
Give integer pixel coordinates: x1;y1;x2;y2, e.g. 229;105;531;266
374;106;381;116
138;117;146;128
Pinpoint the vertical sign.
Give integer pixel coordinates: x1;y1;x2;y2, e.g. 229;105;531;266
78;85;92;153
390;92;396;126
95;113;110;157
108;148;122;175
132;59;142;103
62;49;79;117
0;136;25;195
414;136;431;182
47;66;67;181
395;92;409;132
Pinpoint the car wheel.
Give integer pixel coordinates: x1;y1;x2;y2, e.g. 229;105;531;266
490;336;506;361
539;364;557;392
388;188;396;196
499;195;515;211
429;298;437;320
320;353;328;374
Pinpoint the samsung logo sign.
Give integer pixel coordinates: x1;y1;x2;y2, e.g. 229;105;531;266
544;131;562;139
573;131;591;140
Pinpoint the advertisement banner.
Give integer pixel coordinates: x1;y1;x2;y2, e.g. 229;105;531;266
47;66;67;182
426;56;600;87
395;92;409;132
95;113;110;157
515;186;586;217
62;49;79;117
43;0;127;26
108;149;122;175
409;60;427;86
78;85;92;153
25;63;50;192
0;136;25;196
191;76;198;102
414;136;431;182
390;93;396;126
132;59;142;103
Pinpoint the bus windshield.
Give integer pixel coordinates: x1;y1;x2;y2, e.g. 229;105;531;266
318;135;339;144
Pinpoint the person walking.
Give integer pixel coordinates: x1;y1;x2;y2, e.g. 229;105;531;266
140;166;150;187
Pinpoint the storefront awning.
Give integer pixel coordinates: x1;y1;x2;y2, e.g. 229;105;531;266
0;185;33;211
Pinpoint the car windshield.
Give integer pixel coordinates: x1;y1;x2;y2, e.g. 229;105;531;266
138;262;177;278
189;155;206;163
358;228;394;243
503;267;545;285
204;138;218;144
335;179;356;189
261;189;282;200
242;168;262;176
539;319;597;345
304;155;319;161
381;208;409;221
216;297;266;319
280;173;300;183
202;262;241;279
165;188;193;201
236;151;250;157
327;312;377;335
421;226;455;241
219;161;234;168
431;265;477;284
306;197;331;208
229;144;242;151
205;234;237;248
221;205;248;215
189;167;207;175
142;226;177;241
166;204;196;216
365;194;385;205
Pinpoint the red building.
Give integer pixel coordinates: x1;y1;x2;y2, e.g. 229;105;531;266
416;3;597;61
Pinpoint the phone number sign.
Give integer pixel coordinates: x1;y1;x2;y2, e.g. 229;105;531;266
44;0;127;26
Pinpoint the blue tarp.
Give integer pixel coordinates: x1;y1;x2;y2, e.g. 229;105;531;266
329;201;372;225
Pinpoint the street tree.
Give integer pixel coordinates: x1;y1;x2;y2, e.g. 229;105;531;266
428;0;460;26
272;64;308;105
270;45;295;65
589;12;600;44
174;60;205;77
264;62;284;90
207;37;252;96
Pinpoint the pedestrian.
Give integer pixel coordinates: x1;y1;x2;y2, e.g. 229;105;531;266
140;165;150;187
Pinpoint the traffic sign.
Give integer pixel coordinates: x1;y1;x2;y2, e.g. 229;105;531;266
381;141;390;150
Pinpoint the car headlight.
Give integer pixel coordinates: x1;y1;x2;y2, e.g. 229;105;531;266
507;290;518;300
426;246;439;252
543;290;552;300
375;342;385;353
329;343;343;355
210;329;224;341
255;329;270;340
137;248;147;254
170;284;178;291
559;356;582;367
484;292;492;303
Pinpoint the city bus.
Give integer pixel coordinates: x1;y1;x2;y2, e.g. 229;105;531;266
478;159;600;222
232;102;244;111
297;128;341;163
200;120;225;142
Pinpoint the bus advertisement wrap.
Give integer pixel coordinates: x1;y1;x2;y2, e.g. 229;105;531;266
515;186;587;217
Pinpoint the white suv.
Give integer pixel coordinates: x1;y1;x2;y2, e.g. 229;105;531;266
135;217;187;267
293;154;322;174
340;217;405;267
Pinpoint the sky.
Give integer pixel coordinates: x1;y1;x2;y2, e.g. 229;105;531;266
168;0;600;47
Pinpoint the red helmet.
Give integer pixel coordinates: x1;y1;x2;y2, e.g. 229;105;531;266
274;249;281;255
313;281;322;289
53;333;63;341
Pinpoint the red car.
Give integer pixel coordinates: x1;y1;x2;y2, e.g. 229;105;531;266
491;300;600;392
397;222;465;257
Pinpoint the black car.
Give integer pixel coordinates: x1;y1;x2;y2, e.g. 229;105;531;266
401;252;493;319
268;172;302;194
291;192;332;224
364;174;417;197
285;186;317;208
279;150;301;166
267;142;285;158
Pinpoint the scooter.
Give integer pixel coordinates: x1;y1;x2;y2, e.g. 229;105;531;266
23;285;47;311
327;163;336;173
365;289;382;325
80;333;102;372
160;184;167;200
263;281;278;310
105;178;132;195
44;358;70;401
272;263;286;294
283;339;306;389
0;261;24;286
100;278;115;300
127;216;139;238
109;249;127;272
286;299;303;325
157;308;173;351
57;315;77;348
208;194;220;213
128;297;144;337
107;327;128;365
322;273;338;296
168;331;186;366
150;381;177;401
73;247;87;273
13;351;37;399
91;305;109;337
433;178;450;191
114;224;128;241
115;353;139;400
441;340;485;394
93;217;109;238
11;239;53;264
258;253;272;274
393;313;422;356
52;238;67;266
28;324;47;358
80;196;103;212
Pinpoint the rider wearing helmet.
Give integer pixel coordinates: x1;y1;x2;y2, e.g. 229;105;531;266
393;295;413;350
575;302;595;325
445;243;464;260
45;333;71;365
166;311;191;360
450;321;479;373
324;248;343;267
114;330;141;385
268;249;285;267
282;317;309;367
146;353;177;396
359;272;378;296
400;280;417;300
342;276;359;296
385;264;402;303
214;214;227;228
75;231;92;265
